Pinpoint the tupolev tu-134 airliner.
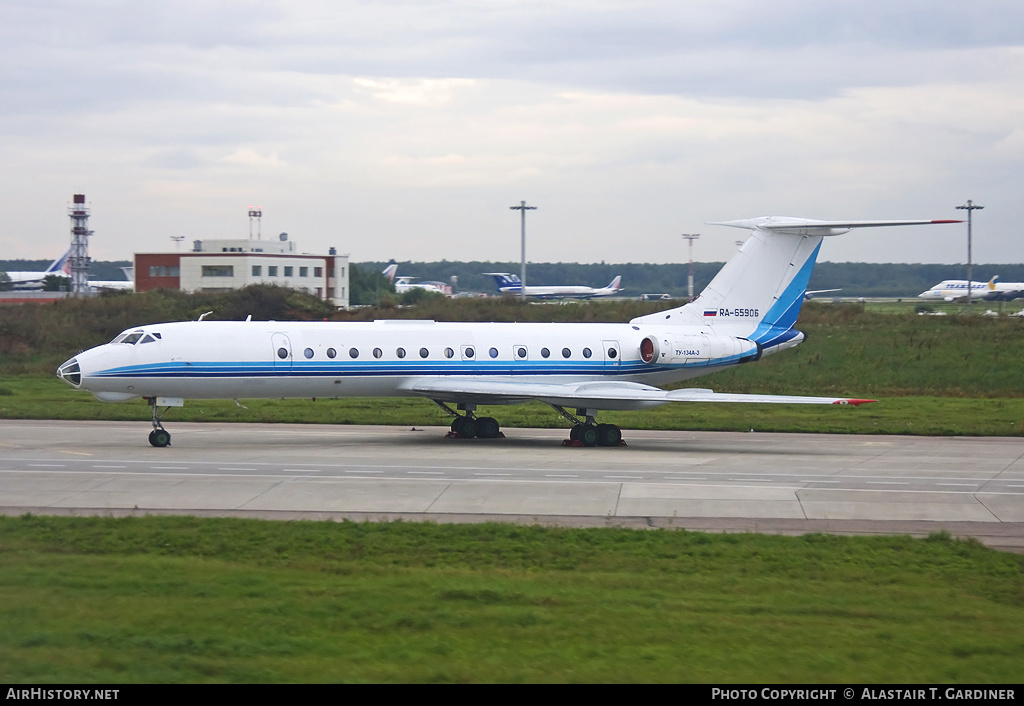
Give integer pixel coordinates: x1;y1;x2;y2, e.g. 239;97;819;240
58;216;959;448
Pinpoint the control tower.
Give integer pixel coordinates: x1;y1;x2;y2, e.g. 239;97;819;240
68;194;92;297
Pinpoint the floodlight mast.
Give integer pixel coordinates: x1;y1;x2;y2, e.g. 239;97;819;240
510;201;537;301
956;200;984;314
682;233;700;300
68;194;92;298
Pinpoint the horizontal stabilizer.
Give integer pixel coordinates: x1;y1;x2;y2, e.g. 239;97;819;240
710;217;961;236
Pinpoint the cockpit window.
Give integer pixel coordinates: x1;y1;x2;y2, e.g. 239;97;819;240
112;331;150;345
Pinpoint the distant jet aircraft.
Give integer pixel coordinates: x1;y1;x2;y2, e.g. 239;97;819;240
89;267;135;292
58;216;958;448
484;273;622;300
382;264;451;295
918;277;1024;302
3;253;133;292
3;249;71;290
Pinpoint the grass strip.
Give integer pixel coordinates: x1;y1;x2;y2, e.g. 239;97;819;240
1;516;1022;683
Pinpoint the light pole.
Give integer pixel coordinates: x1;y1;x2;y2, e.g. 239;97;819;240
956;200;984;314
510;201;537;300
682;233;700;300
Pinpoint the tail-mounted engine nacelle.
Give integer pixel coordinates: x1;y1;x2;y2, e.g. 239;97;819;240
639;333;761;366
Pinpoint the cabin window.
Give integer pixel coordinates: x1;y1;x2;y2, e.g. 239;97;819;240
562;347;571;358
373;348;383;359
444;347;455;359
489;347;498;358
396;348;406;359
582;348;592;359
464;347;475;358
304;348;314;359
349;347;359;358
515;346;527;360
541;347;550;358
326;348;337;359
419;347;429;358
277;347;289;359
608;347;617;358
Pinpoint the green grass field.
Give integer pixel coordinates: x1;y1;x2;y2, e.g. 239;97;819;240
2;516;1022;684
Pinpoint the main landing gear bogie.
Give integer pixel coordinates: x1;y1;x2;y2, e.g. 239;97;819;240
568;422;623;448
449;414;503;439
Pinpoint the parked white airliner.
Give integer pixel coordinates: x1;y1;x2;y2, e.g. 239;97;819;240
58;217;958;448
918;276;1024;302
382;264;451;295
484;273;622;299
3;249;71;289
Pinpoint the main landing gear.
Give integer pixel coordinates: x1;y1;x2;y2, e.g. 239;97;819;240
434;401;504;439
433;401;625;447
147;397;172;447
552;405;626;448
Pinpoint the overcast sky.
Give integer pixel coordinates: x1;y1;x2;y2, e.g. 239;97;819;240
2;1;1021;265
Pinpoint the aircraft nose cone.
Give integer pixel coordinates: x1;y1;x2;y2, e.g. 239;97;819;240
57;357;82;387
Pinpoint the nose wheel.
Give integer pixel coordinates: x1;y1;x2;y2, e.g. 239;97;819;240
147;398;172;447
148;428;171;448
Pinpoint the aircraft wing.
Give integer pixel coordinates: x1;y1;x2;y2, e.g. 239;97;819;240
404;378;873;411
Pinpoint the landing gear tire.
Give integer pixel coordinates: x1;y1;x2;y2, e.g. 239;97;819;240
579;424;599;447
597;423;622;447
453;416;479;438
569;424;583;442
476;416;500;439
149;429;171;448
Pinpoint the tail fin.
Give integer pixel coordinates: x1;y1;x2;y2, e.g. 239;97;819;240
630;217;961;348
483;273;521;291
607;275;622;291
382;264;398;282
48;249;71;275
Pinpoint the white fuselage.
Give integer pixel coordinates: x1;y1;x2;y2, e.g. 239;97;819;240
497;285;616;299
61;319;766;406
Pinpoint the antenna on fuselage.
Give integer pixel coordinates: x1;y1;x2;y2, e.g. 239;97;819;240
198;311;213;321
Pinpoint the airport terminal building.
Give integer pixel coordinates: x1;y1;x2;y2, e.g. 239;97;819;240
134;234;350;308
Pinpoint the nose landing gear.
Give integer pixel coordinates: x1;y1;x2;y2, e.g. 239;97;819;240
146;397;174;447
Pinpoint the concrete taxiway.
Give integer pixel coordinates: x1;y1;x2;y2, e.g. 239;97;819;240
1;420;1022;551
